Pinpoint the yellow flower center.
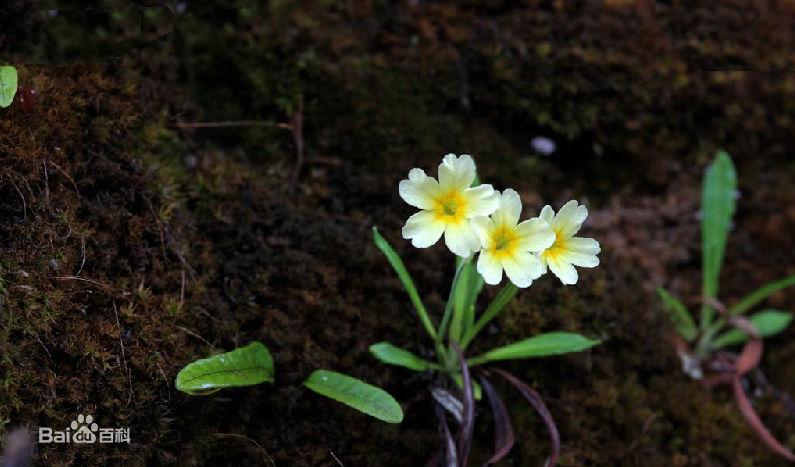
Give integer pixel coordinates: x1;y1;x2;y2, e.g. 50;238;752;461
434;191;467;223
491;224;519;259
541;229;567;261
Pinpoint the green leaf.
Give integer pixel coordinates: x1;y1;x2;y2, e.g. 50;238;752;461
701;151;737;326
656;288;698;342
369;342;435;371
449;257;484;343
710;310;793;348
461;284;519;349
468;332;600;366
175;342;274;395
303;370;404;423
729;275;795;316
0;66;18;108
372;227;437;340
452;373;482;401
449;174;485;342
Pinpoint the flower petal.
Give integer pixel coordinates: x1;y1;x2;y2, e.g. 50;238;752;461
408;168;425;181
539;205;555;224
470;216;495;249
477;250;503;285
553;200;588;238
492;189;522;227
402;210;445;248
565;237;601;255
399;169;441;210
444;220;481;257
536;253;548;274
463;184;499;217
438;154;476;191
502;251;544;288
547;256;579;285
560;250;600;268
516;218;555;252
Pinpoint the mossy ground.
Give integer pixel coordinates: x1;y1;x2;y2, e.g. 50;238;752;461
1;1;795;465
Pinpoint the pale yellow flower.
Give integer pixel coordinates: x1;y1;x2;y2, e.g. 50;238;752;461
471;189;555;288
399;154;499;257
538;200;600;285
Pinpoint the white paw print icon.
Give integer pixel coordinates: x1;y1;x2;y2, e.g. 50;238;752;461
71;414;98;444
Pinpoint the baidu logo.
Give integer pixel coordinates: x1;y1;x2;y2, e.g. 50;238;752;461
38;414;130;444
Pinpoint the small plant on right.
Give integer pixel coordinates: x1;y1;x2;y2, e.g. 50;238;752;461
658;150;795;462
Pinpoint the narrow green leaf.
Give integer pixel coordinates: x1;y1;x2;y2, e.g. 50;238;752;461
451;174;484;341
656;288;698;342
461;283;519;349
468;332;600;366
710;310;793;348
463;269;484;334
372;227;437;340
369;342;435;371
729;275;795;316
0;66;18;108
175;342;274;395
303;370;404;423
450;258;484;343
700;151;737;327
452;373;482;401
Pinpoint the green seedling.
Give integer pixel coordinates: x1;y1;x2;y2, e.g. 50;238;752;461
658;150;795;462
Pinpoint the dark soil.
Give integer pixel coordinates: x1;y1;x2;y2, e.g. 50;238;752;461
1;1;794;466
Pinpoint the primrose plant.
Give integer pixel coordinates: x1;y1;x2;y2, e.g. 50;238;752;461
657;151;795;462
372;154;601;465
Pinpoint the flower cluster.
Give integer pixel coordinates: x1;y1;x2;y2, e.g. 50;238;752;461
399;154;600;287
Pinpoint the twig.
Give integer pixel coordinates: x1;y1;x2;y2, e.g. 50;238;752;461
113;301;133;405
145;197;195;280
214;433;275;466
170;121;291;130
329;450;345;466
35;333;52;360
180;269;186;306
47;160;79;196
289;99;304;191
53;275;113;291
175;325;215;349
76;236;86;276
6;176;27;220
41;160;51;214
617;413;658;458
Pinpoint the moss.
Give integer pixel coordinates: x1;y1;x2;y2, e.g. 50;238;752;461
1;1;794;466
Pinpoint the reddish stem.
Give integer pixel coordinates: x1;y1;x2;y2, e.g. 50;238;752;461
733;377;795;462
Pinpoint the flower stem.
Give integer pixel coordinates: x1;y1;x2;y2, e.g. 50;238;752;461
460;283;519;350
436;256;472;348
695;317;726;357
